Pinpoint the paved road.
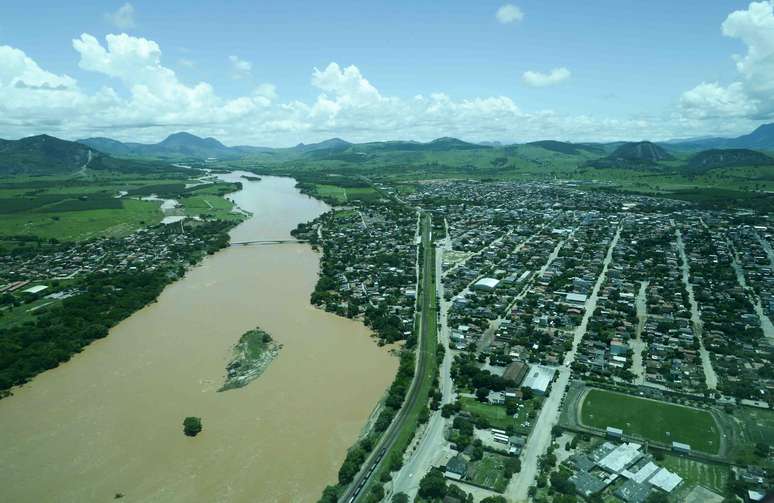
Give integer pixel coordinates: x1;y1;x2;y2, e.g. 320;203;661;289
340;213;436;503
675;229;718;389
390;237;455;499
724;235;774;340
505;225;621;501
630;280;649;385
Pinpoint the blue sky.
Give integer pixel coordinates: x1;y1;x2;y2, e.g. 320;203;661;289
1;1;773;145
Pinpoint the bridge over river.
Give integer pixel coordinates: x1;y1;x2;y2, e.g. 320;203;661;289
230;239;309;246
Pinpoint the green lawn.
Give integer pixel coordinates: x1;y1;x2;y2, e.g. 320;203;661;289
314;184;348;203
580;389;721;454
661;454;729;494
469;452;510;492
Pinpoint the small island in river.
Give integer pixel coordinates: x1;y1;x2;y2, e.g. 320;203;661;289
219;327;281;391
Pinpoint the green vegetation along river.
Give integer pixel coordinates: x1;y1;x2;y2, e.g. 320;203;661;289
0;174;397;503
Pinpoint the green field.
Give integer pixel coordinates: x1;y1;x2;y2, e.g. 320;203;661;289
0;171;242;241
580;389;721;454
181;194;240;221
0;198;162;241
312;184;380;203
661;454;729;494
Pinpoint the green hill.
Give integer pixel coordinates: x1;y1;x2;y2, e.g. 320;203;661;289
0;134;190;175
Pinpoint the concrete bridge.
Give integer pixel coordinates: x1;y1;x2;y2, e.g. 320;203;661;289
230;239;308;246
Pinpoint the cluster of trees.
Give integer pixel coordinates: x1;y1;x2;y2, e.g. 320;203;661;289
182;416;202;437
364;304;406;343
451;353;514;396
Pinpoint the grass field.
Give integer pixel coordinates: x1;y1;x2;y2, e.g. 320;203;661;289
311;184;381;203
314;184;348;203
468;452;510;492
181;194;240;221
661;454;729;494
579;389;721;454
0;198;162;241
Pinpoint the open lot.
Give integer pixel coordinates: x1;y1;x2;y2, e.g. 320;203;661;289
579;389;721;454
460;396;542;435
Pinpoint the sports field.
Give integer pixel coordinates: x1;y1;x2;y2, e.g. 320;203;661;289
579;389;721;454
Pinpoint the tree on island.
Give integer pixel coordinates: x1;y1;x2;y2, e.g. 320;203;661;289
183;416;202;437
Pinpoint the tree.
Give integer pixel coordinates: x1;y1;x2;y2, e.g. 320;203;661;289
391;494;409;503
481;497;507;503
475;387;489;402
183;416;202;437
471;442;484;461
418;468;447;500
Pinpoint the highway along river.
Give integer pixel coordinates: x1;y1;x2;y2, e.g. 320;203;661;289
0;173;397;503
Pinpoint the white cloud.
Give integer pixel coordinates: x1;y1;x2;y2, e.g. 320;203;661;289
496;4;524;24
681;1;774;119
228;55;252;78
105;3;136;30
522;67;571;87
0;32;736;145
680;82;757;118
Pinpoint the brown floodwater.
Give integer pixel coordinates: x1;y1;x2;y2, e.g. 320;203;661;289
0;174;397;503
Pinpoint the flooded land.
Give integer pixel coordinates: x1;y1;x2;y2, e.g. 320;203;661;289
0;175;397;503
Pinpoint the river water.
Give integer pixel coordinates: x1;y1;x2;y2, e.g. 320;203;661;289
0;174;397;503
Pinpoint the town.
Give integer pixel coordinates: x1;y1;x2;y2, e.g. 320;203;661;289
304;179;772;503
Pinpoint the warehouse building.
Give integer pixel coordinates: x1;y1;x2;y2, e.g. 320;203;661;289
473;277;500;291
522;365;556;395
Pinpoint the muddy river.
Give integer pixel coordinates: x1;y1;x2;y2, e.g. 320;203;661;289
0;174;397;503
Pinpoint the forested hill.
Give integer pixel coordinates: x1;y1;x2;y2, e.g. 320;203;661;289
0;135;92;175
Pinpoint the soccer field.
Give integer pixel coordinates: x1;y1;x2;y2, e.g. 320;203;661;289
579;389;722;454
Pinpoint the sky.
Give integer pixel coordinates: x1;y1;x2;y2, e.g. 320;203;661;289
1;0;773;146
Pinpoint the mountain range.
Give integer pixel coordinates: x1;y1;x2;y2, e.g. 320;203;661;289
1;122;773;176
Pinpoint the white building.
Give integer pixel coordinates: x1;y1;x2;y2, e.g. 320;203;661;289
473;277;500;291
